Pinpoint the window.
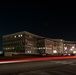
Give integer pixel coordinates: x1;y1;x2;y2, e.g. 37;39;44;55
18;34;23;37
53;50;57;53
64;47;67;50
27;51;31;53
21;34;22;37
73;51;76;54
14;36;16;38
29;35;32;38
18;35;21;37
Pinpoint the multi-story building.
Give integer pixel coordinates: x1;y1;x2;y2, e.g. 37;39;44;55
37;38;54;55
3;31;43;56
51;39;64;55
37;38;64;55
63;41;76;55
2;31;76;56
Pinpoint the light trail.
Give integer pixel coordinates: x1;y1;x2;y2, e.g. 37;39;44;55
0;56;76;64
0;60;33;64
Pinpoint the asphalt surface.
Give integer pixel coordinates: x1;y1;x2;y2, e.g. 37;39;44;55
1;59;76;75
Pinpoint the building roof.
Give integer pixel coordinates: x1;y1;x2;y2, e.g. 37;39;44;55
3;31;44;38
3;31;76;44
64;41;76;44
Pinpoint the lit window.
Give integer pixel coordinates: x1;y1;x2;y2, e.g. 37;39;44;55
70;48;73;51
72;46;75;49
21;34;22;37
39;48;40;49
29;36;32;38
60;39;63;41
64;47;67;50
27;51;31;53
27;51;29;53
14;36;16;38
46;47;48;49
29;51;31;53
43;47;45;49
0;51;3;54
18;35;21;37
53;50;57;53
73;51;76;54
64;44;65;45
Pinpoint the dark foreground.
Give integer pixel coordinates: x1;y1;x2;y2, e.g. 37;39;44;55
1;59;76;75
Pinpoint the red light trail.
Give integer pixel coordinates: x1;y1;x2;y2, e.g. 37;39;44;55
0;56;76;64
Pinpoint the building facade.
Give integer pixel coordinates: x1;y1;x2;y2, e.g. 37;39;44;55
3;31;43;56
63;41;76;55
2;31;76;56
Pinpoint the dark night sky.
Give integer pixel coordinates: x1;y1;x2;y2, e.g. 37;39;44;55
0;1;76;49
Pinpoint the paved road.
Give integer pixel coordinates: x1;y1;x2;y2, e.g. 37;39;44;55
0;59;76;75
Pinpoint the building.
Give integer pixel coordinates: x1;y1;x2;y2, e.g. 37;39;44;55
2;31;76;56
51;39;64;55
3;31;43;56
37;38;54;55
63;41;76;55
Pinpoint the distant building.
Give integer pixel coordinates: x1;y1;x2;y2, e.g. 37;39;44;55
37;38;54;55
37;38;64;55
63;41;76;54
2;31;76;56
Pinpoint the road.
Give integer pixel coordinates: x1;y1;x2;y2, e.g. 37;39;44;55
1;59;76;75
